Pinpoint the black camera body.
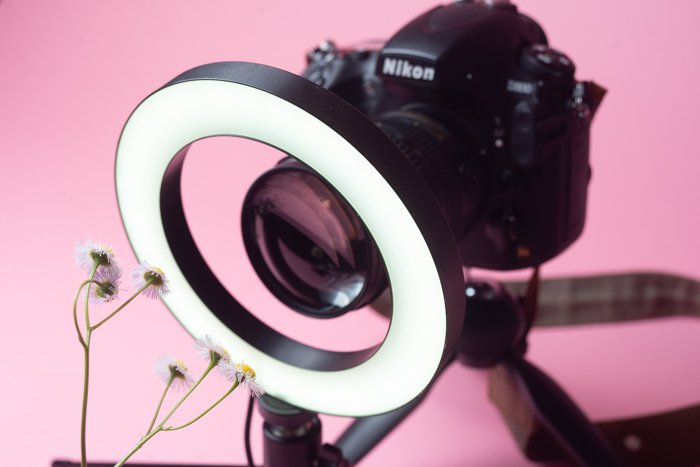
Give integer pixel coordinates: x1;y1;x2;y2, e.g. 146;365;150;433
303;1;605;270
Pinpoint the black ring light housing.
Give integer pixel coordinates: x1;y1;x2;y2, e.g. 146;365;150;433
116;61;465;416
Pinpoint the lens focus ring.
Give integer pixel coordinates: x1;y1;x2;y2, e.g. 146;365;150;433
376;111;469;237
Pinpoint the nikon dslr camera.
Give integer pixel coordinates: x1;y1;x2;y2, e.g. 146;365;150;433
243;0;605;316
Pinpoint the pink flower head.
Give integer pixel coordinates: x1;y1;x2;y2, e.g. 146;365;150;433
75;240;119;275
154;355;195;391
194;335;231;364
89;266;121;305
219;360;265;398
131;261;170;299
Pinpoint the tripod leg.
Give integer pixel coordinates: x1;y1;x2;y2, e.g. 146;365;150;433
500;354;622;467
334;391;426;464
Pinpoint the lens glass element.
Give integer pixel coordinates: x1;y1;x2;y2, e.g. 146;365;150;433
242;159;387;317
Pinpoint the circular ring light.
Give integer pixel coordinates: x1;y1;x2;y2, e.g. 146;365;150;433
115;62;464;416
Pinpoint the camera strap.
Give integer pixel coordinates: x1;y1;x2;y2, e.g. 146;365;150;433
493;272;700;466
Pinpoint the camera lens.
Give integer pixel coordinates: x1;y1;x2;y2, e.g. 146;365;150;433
376;111;483;239
243;112;480;318
241;159;388;318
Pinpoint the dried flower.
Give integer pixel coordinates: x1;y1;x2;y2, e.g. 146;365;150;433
194;335;231;364
89;266;121;305
154;356;195;391
75;240;119;274
219;360;265;398
131;261;170;299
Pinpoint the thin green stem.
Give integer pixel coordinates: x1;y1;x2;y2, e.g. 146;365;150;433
90;279;153;331
80;339;90;467
114;427;162;467
146;374;174;435
115;359;217;466
80;261;99;467
72;279;101;347
84;264;98;330
158;359;217;427
163;381;240;432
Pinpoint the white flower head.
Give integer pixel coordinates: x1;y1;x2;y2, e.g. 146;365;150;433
89;266;121;305
131;261;170;299
75;240;119;274
154;355;195;391
219;360;265;398
194;335;231;364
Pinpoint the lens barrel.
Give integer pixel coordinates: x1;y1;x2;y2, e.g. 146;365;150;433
376;111;481;238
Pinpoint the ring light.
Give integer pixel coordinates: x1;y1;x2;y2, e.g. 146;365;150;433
115;62;464;416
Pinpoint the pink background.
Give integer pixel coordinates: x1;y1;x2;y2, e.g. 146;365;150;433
2;0;700;466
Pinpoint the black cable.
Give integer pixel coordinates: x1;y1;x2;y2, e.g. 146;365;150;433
245;396;255;467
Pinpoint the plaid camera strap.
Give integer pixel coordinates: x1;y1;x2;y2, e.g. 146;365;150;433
492;272;700;466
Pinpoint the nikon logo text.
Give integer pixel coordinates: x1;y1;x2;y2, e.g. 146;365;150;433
382;58;435;82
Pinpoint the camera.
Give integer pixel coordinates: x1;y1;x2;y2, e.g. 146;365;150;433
241;0;606;318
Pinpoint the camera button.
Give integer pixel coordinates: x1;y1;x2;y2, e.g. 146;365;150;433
511;102;536;166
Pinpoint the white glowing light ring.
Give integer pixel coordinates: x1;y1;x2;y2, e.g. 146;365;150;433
116;62;464;416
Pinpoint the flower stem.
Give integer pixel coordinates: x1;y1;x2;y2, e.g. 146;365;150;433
84;264;98;329
158;359;217;427
72;279;101;347
163;380;240;432
80;261;99;467
114;427;162;467
80;337;90;467
115;359;217;466
90;279;154;331
146;374;174;435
